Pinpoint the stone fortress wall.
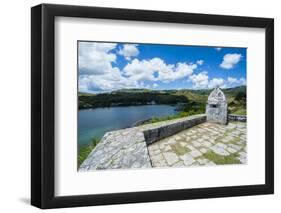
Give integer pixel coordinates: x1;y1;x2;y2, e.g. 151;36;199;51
79;114;246;171
143;115;206;145
79;88;246;171
228;114;247;122
79;115;206;171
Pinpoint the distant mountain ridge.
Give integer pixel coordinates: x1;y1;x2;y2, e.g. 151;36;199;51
79;86;246;113
79;86;246;96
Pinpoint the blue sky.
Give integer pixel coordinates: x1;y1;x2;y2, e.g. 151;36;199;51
78;41;246;93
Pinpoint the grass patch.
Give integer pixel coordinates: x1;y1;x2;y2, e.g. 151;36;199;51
142;110;203;125
228;103;246;115
203;150;240;165
170;143;190;155
232;108;246;115
78;138;100;168
229;137;242;145
148;112;189;123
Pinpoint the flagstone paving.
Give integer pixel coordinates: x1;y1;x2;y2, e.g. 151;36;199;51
148;122;247;168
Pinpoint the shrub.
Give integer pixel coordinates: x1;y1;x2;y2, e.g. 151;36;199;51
78;138;100;168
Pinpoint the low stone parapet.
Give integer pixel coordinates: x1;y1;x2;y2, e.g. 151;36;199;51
228;114;247;122
141;114;206;145
79;114;206;171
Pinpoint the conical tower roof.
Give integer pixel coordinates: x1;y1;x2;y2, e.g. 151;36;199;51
207;87;226;104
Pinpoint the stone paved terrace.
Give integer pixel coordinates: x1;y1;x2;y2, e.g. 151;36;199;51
79;114;246;171
79;127;152;171
148;122;247;168
79;114;206;171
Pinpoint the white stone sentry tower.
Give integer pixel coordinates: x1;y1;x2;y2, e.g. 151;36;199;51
206;87;228;125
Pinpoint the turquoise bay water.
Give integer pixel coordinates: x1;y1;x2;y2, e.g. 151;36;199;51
78;105;176;146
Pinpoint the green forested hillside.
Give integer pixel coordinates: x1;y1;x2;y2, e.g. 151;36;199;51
79;91;188;109
79;86;246;115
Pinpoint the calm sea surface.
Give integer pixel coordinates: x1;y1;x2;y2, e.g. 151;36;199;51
78;105;176;146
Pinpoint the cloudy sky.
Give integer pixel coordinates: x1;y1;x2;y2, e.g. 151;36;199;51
78;41;246;93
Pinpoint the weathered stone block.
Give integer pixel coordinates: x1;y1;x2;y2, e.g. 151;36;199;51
206;87;228;124
228;114;247;122
143;115;206;145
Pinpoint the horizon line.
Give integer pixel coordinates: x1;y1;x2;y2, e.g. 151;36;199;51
79;85;246;94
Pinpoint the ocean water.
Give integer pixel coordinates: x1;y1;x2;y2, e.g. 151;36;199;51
78;105;176;146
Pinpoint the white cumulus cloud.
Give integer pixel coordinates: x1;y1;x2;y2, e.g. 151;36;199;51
118;44;139;60
215;47;222;51
123;58;196;83
208;78;225;88
227;77;246;86
189;71;209;89
79;70;139;93
79;42;140;93
196;60;204;65
220;53;242;69
79;42;243;93
123;58;160;82
189;73;246;89
163;62;196;82
152;83;158;88
79;42;117;75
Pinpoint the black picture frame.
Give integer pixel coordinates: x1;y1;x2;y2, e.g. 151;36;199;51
31;3;274;209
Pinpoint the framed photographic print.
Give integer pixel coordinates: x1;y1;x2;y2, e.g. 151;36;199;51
31;3;274;209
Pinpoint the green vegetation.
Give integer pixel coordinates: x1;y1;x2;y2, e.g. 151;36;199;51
78;138;99;167
203;150;240;165
77;86;246;167
231;108;246;115
79;86;246;116
172;86;246;115
144;112;189;124
170;144;191;155
79;89;188;109
141;110;202;125
227;90;247;115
